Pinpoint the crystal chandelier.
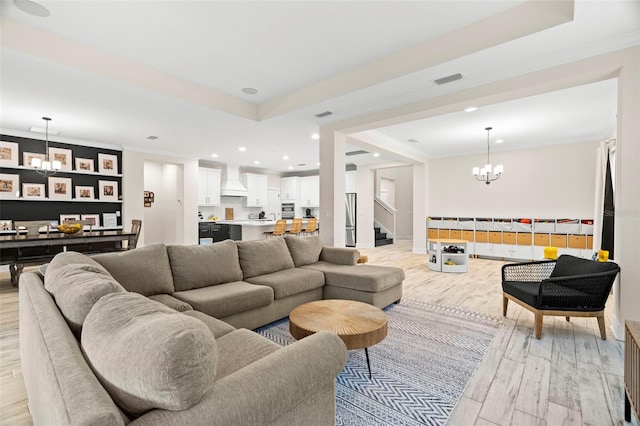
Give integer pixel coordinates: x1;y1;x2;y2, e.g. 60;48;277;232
32;117;61;177
472;127;503;185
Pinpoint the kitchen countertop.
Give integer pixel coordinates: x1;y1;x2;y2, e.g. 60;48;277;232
199;219;317;227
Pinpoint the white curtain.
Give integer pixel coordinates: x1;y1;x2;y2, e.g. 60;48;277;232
592;139;616;252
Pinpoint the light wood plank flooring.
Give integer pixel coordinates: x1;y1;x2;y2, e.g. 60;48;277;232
0;241;636;425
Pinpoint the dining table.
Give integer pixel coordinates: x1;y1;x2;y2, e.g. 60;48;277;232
0;229;137;286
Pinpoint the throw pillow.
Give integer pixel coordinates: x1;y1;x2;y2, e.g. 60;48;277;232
284;235;324;267
236;238;295;279
44;251;125;337
82;292;218;417
550;254;619;278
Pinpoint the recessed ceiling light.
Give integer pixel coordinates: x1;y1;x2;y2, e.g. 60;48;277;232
146;135;158;140
288;166;293;170
317;162;321;166
282;155;289;160
211;153;218;158
14;0;50;17
464;106;478;112
495;139;504;144
238;147;246;152
311;133;320;140
241;87;258;95
253;160;260;165
373;152;380;157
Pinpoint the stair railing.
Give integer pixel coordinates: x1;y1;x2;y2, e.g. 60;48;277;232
374;196;396;243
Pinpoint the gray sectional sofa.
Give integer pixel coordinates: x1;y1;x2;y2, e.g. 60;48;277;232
19;235;404;425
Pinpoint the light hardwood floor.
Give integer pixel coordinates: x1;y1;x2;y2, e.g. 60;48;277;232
0;241;636;425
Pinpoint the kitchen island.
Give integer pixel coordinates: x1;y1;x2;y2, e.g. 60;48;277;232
198;219;317;242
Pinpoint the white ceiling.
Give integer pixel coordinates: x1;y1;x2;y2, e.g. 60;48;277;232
1;0;638;173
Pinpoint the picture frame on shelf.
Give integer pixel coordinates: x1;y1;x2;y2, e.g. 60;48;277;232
75;185;95;200
98;180;118;201
22;183;46;200
48;177;72;200
102;213;118;228
0;220;13;231
0;173;19;199
80;214;100;230
0;141;19;167
98;153;118;175
59;214;80;224
75;157;95;172
48;147;73;171
23;152;46;168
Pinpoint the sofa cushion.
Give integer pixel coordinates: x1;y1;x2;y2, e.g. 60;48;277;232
44;251;125;337
246;268;325;299
237;238;295;279
215;329;281;379
93;244;174;296
147;294;193;312
300;262;405;292
284;235;324;267
550;254;619;278
173;281;274;318
182;310;236;338
82;292;217;417
167;241;244;291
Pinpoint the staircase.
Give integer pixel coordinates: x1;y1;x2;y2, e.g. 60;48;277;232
374;227;394;247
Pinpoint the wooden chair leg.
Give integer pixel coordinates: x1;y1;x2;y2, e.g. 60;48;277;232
534;312;543;339
597;315;607;340
502;296;508;317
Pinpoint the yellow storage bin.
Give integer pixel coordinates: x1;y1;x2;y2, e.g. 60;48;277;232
544;246;558;260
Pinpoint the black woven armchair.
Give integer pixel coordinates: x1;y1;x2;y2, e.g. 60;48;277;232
502;255;620;339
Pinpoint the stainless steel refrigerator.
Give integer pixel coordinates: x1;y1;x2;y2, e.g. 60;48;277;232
345;193;356;247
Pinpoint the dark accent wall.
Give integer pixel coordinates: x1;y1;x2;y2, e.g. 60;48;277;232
0;134;123;226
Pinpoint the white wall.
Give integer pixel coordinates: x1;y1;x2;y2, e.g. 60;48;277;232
377;166;414;239
142;162;182;245
429;140;599;218
123;150;198;246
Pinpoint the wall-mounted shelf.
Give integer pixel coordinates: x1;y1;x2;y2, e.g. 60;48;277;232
0;164;122;178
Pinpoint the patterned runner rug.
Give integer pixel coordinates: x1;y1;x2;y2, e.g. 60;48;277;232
256;300;502;426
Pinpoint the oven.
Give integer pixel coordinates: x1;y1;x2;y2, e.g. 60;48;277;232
281;203;295;219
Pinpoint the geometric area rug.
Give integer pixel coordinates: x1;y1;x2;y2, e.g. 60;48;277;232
255;300;502;426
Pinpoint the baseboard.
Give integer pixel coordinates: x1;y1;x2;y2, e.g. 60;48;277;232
610;313;625;341
356;242;375;249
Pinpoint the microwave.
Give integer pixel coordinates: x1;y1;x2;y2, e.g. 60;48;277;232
281;203;295;219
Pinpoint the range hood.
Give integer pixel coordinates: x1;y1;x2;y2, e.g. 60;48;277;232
220;165;248;197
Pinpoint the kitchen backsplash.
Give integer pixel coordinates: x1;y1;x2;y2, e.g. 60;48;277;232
199;196;272;220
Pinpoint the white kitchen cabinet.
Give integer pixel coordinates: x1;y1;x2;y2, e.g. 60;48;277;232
299;175;319;207
242;173;268;207
198;168;221;206
345;170;357;193
280;177;299;202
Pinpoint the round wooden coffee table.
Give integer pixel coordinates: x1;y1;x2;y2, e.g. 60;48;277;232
289;299;388;378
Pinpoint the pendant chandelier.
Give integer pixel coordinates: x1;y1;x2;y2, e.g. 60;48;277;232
32;117;61;177
472;126;503;185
